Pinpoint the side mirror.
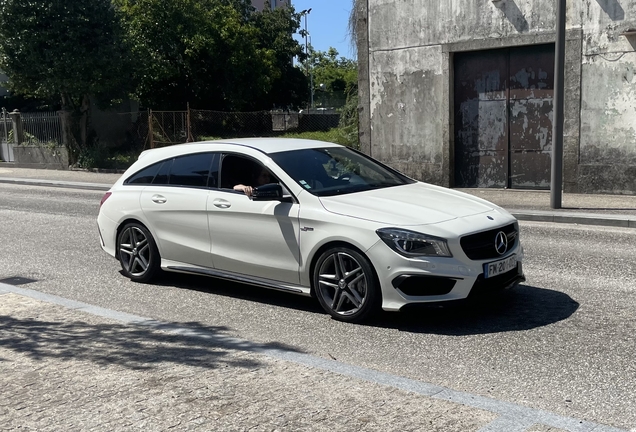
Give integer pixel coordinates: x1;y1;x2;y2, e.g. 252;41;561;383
252;183;283;201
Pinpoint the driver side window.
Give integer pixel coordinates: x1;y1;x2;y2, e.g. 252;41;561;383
220;154;288;197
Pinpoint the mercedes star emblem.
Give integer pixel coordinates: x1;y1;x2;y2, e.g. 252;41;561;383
495;231;508;255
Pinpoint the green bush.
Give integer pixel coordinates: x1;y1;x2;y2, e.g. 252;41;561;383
76;145;138;170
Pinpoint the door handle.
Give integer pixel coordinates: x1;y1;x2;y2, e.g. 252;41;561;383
151;194;167;204
213;198;231;209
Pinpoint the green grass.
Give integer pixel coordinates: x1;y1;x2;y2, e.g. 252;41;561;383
279;129;340;141
279;128;359;149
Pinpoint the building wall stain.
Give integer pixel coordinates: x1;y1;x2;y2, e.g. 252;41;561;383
369;46;444;178
580;54;636;168
363;0;636;193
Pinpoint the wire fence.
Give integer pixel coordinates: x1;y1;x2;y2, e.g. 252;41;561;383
188;109;341;142
148;108;342;147
98;111;151;151
0;107;345;160
149;110;190;148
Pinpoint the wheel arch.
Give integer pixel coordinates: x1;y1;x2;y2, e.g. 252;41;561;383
114;218;153;260
308;240;380;297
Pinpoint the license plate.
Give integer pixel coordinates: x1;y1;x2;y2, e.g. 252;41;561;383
484;255;517;279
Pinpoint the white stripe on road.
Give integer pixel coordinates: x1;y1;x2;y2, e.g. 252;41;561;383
0;283;628;432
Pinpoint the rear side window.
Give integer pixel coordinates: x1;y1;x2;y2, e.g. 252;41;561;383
125;153;219;188
169;153;216;187
125;163;161;185
153;159;172;185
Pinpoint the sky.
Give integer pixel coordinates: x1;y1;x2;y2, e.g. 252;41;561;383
290;0;355;59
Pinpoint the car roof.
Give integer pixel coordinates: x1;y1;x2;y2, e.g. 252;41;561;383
139;138;342;162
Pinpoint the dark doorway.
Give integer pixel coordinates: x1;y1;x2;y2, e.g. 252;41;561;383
454;44;554;189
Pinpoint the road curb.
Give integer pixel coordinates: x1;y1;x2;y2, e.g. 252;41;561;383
0;177;111;191
511;210;636;228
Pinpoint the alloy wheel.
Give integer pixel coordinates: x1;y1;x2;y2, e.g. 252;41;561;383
119;226;151;277
317;251;369;316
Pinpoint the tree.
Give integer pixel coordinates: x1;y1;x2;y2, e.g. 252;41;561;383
250;4;309;110
0;0;133;160
116;0;308;111
309;48;357;109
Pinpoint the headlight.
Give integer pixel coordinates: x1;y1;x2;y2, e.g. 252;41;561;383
376;228;452;257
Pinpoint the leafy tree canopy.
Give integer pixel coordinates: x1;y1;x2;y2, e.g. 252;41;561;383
116;0;308;110
250;4;308;110
0;0;311;115
0;0;134;159
0;0;132;110
309;47;357;108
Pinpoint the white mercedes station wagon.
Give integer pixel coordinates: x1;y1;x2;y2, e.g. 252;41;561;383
98;138;525;322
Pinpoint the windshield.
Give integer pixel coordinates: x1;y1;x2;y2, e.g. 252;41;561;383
270;147;414;197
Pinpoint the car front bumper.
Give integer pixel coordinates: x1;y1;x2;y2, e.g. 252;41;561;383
367;240;525;312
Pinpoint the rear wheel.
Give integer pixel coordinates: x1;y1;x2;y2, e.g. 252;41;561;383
313;247;380;323
117;222;160;283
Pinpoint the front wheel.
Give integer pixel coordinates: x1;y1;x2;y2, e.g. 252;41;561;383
117;222;160;283
313;247;380;323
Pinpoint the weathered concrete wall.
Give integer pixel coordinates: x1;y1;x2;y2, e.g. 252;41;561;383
365;0;581;186
13;145;69;169
368;1;567;50
578;0;636;193
369;46;445;184
363;0;636;193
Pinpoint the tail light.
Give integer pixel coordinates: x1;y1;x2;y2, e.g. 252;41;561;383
99;192;112;210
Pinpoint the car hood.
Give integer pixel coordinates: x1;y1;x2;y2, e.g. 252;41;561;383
319;182;496;226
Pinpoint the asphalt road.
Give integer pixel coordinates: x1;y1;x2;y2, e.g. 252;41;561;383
1;183;635;430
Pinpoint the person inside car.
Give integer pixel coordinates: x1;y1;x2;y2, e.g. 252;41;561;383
234;166;273;197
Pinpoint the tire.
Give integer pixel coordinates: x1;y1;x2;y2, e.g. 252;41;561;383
312;247;380;323
117;222;161;283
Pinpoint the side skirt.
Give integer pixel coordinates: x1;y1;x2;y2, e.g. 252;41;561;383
165;265;312;296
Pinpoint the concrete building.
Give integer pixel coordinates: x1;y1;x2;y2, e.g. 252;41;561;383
356;1;636;194
251;0;289;11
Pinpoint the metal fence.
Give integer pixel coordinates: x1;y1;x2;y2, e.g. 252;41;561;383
186;109;341;142
0;108;11;161
1;108;9;143
147;108;342;147
0;110;63;162
190;110;273;141
149;110;191;148
0;107;346;164
21;111;63;145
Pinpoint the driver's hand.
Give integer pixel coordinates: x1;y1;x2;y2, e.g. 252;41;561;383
233;184;253;196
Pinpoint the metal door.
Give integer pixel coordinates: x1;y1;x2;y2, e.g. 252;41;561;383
454;44;554;189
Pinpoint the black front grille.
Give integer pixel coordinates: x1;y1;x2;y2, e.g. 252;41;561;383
460;223;518;260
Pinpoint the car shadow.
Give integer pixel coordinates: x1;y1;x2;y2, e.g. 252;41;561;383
367;284;579;335
151;273;578;335
152;271;325;315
